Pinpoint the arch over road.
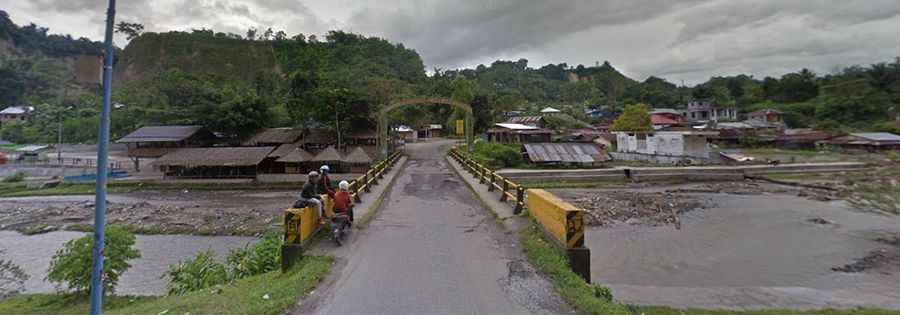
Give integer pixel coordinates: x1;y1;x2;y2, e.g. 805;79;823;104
377;98;474;157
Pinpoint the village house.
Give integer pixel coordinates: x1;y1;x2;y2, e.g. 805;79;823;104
775;129;833;150
487;123;552;143
395;125;417;142
117;125;217;171
540;107;562;116
506;116;546;128
0;106;34;125
683;100;737;123
418;124;444;138
650;108;685;130
820;132;900;152
748;109;784;127
614;129;719;163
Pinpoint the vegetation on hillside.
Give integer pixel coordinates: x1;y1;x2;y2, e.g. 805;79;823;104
1;10;899;145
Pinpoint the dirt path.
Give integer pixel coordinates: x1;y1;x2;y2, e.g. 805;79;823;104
295;141;567;315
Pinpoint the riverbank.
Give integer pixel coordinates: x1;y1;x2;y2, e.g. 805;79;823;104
0;255;333;315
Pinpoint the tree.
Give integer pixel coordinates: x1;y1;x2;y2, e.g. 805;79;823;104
245;28;257;41
611;103;652;132
46;226;141;295
114;21;144;40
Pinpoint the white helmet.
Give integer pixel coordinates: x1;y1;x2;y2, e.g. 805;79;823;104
308;171;319;178
339;180;350;191
319;165;330;173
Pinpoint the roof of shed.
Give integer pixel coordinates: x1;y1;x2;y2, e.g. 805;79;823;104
343;147;373;164
117;125;205;143
154;146;275;167
243;128;302;145
276;147;314;163
311;146;343;162
524;143;609;163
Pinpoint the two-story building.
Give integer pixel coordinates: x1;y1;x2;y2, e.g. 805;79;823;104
683;100;736;123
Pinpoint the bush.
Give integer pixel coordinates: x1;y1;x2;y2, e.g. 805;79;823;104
0;250;29;298
592;284;614;303
164;250;228;295
46;225;141;295
227;232;282;279
471;142;523;169
2;171;25;183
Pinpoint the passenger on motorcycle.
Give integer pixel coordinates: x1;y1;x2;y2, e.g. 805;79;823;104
317;165;334;195
332;180;354;226
300;171;326;225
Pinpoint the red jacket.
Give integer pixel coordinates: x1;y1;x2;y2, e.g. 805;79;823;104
333;190;351;213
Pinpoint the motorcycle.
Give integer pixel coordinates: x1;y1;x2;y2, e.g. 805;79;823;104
331;212;351;246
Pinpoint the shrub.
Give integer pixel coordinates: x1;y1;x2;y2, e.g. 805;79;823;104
46;225;141;295
227;232;282;279
471;142;523;169
0;250;29;298
164;250;228;295
2;171;25;183
592;284;614;303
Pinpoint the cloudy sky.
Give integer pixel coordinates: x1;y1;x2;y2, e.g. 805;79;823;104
4;0;900;84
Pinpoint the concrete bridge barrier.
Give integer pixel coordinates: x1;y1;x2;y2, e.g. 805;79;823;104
527;189;590;283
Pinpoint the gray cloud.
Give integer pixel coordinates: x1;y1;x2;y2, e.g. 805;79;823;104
5;0;900;84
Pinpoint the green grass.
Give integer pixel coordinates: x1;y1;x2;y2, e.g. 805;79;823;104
0;180;310;198
0;183;135;197
0;255;333;315
521;223;900;315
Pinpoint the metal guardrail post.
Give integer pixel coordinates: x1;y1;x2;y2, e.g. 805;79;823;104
514;186;524;214
479;167;486;184
500;180;509;202
488;173;495;191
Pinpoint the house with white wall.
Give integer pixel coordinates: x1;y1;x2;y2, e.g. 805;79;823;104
614;130;718;162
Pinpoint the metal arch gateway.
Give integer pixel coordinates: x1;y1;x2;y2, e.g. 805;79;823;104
377;98;474;158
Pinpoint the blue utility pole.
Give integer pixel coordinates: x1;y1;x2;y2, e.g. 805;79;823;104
90;0;116;314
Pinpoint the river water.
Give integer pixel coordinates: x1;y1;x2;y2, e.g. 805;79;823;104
587;193;900;310
0;231;256;295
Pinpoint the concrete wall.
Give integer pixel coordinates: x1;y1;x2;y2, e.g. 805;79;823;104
610;152;709;165
616;132;710;158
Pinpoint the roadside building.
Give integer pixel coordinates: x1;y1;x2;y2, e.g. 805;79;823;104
523;142;610;165
748;109;784;127
14;145;50;162
343;146;374;173
0;106;34;125
540;107;562;116
487;123;553;143
345;130;377;146
153;146;276;179
275;147;315;174
683;100;737;123
650;108;685;130
117;125;217;171
299;128;336;151
242;128;302;147
594;123;611;133
506;116;546;128
776;129;833;150
614;130;719;163
820;132;900;152
311;145;344;172
395;125;417;142
417;124;444;138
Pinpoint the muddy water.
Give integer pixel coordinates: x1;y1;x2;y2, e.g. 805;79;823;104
587;193;900;310
0;231;255;295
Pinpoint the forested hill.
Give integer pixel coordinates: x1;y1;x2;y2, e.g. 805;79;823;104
0;10;103;57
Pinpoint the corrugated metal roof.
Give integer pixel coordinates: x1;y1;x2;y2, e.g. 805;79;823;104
0;106;33;114
540;107;561;113
494;123;539;130
117;125;205;143
506;116;543;124
524;143;609;163
154;147;275;167
852;132;900;141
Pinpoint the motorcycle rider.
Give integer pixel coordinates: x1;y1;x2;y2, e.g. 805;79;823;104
332;180;354;226
301;171;325;224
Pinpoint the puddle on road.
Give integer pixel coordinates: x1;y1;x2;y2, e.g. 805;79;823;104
0;231;256;295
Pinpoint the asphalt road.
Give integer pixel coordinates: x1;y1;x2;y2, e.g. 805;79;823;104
297;140;567;315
